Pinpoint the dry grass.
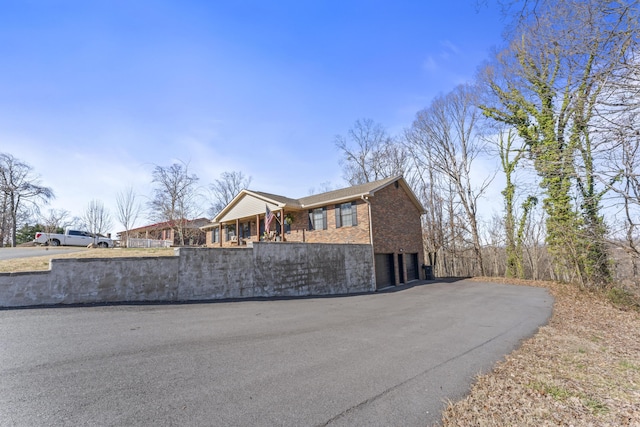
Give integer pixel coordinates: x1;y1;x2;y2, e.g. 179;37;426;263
440;277;640;426
0;247;176;273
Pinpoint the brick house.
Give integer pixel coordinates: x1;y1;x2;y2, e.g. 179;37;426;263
120;218;209;247
201;176;425;288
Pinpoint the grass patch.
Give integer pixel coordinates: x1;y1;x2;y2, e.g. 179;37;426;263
582;397;609;415
528;381;609;414
0;247;176;273
620;360;640;372
605;286;640;311
590;334;603;342
529;381;572;400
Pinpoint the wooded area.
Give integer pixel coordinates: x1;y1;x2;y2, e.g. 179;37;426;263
335;0;640;290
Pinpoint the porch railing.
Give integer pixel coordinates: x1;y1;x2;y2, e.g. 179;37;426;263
125;238;173;248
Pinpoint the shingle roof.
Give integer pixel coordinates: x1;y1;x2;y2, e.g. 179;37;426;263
208;175;423;225
297;175;400;207
248;191;302;207
244;176;402;209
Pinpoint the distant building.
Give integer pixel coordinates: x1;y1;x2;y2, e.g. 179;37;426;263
119;218;209;247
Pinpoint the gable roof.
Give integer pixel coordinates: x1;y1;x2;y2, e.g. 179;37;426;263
208;175;424;226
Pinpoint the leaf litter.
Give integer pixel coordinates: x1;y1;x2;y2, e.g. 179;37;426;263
439;277;640;426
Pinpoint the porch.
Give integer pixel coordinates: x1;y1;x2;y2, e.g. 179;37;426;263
205;210;305;247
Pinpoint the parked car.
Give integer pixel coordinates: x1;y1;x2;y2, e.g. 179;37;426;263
34;229;114;248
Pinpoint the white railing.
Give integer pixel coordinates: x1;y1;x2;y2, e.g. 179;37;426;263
125;238;173;248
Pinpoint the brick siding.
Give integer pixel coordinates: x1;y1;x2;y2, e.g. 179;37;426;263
369;183;425;284
285;201;371;244
206;180;425;285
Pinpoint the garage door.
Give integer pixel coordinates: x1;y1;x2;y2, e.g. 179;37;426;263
406;253;419;281
375;253;394;289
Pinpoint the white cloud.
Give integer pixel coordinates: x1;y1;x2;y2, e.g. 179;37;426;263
422;56;438;71
440;40;460;55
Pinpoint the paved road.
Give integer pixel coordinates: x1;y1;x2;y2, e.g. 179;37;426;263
0;246;86;260
0;280;553;426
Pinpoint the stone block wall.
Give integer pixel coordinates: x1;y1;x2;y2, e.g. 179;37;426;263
0;243;375;308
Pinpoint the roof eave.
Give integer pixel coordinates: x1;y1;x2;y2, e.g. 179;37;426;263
299;192;372;209
212;190;291;224
395;178;426;214
200;222;219;230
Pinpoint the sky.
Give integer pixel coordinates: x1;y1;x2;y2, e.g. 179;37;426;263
0;0;507;233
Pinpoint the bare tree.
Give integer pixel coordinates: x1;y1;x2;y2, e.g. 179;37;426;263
148;161;202;245
406;84;494;276
407;146;447;276
486;213;506;277
116;186;143;247
208;171;251;218
521;204;549;281
335;118;409;185
308;181;337;196
0;153;54;247
494;128;540;279
594;47;640;283
481;0;638;286
41;208;71;234
82;199;113;239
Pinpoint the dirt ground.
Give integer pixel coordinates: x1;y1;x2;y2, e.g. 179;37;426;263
440;277;640;426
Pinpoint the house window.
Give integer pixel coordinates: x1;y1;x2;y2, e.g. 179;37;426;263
225;224;236;241
212;228;219;243
240;222;251;238
308;207;327;230
335;201;358;228
284;214;292;234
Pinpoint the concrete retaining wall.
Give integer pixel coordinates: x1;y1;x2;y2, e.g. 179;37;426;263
0;243;375;307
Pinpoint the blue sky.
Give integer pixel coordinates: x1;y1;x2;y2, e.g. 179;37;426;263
0;1;506;231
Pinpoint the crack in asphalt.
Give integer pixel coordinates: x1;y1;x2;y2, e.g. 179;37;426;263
317;319;527;426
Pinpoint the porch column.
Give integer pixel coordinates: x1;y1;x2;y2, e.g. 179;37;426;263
280;209;285;240
218;224;222;247
235;219;240;245
256;214;260;241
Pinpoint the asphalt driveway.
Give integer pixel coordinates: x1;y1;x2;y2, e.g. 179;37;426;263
0;279;553;426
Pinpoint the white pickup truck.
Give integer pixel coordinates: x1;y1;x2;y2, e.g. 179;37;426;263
34;229;114;248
